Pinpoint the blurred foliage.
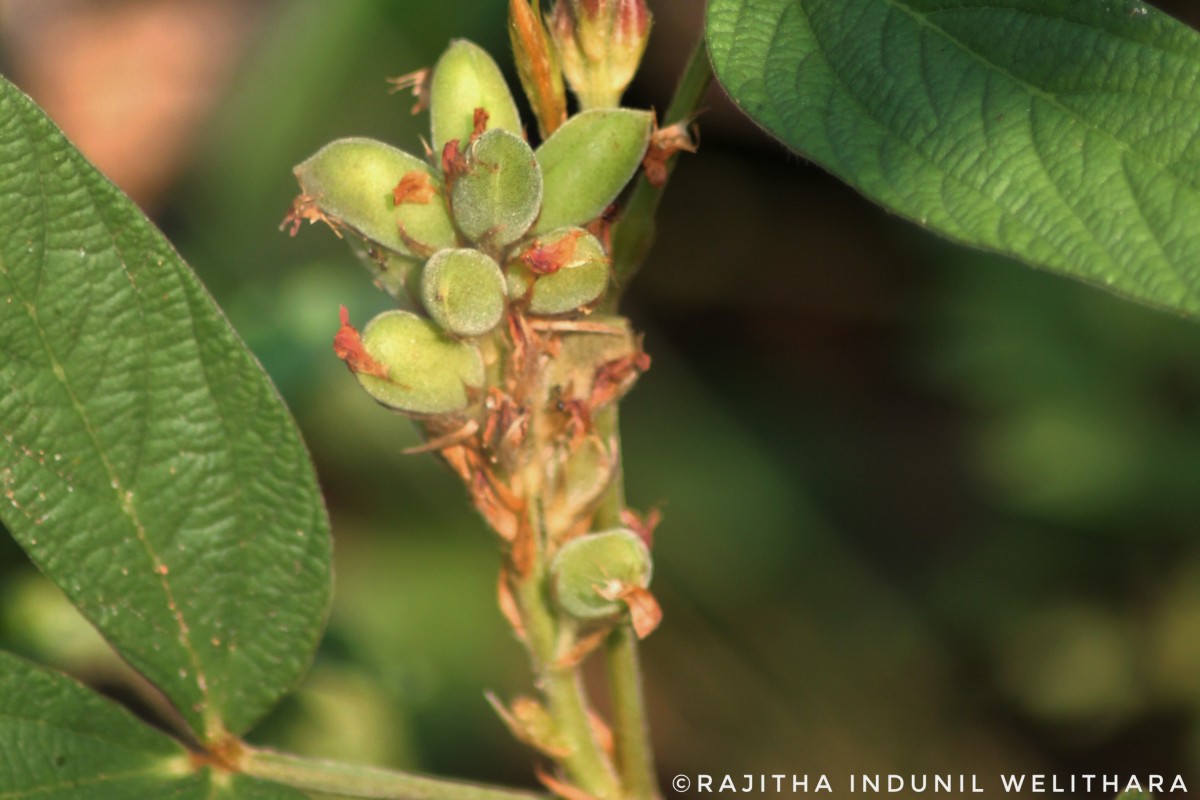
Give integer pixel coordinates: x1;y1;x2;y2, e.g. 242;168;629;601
2;0;1199;794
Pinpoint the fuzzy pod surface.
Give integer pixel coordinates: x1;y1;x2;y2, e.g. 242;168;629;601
295;137;456;256
515;227;610;315
451;129;544;250
431;39;523;154
534;108;653;233
421;248;507;336
355;309;485;415
551;528;652;621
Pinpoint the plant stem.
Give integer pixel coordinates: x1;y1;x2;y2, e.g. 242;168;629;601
496;32;711;800
239;747;544;800
605;623;659;800
517;490;622;799
592;406;660;800
609;33;713;294
592;405;625;530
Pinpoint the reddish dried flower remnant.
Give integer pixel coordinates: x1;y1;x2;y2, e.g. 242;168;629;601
441;139;468;188
620;506;661;548
387;67;432;114
613;585;662;639
333;306;389;379
590;342;650;409
642;121;698;188
472;107;491;141
554;394;593;449
279;194;339;238
535;764;598;800
392;171;437;206
521;229;585;275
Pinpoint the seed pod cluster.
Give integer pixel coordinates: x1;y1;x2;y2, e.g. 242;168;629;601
286;39;654;419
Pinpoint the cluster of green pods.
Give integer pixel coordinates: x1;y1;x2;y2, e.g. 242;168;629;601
292;40;652;417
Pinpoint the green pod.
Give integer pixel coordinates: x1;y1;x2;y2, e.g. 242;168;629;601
295;137;456;256
451;129;543;250
421;248;507;336
430;39;523;154
514;227;610;315
533;108;652;233
355;310;485;415
551;528;652;621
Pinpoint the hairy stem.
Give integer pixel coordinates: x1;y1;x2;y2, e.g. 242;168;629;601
593;403;660;800
516;491;622;799
239;747;544;800
592;405;626;530
583;39;714;800
609;33;713;294
605;623;659;800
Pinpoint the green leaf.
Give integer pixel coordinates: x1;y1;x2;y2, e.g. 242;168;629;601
0;651;309;799
0;77;331;742
534;109;653;234
706;0;1200;315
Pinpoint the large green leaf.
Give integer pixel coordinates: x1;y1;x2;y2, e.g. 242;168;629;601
0;77;331;742
0;652;308;799
706;0;1200;315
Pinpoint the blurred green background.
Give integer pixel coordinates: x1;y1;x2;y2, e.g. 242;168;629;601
2;0;1199;795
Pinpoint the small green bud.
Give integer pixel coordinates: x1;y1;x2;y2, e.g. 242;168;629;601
294;138;456;256
508;0;567;139
551;528;652;621
430;40;523;154
534;109;652;233
511;227;609;315
355;310;485;415
421;248;507;336
451;129;543;250
548;0;651;109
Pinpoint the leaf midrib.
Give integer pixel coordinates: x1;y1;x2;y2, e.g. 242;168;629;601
5;103;214;735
